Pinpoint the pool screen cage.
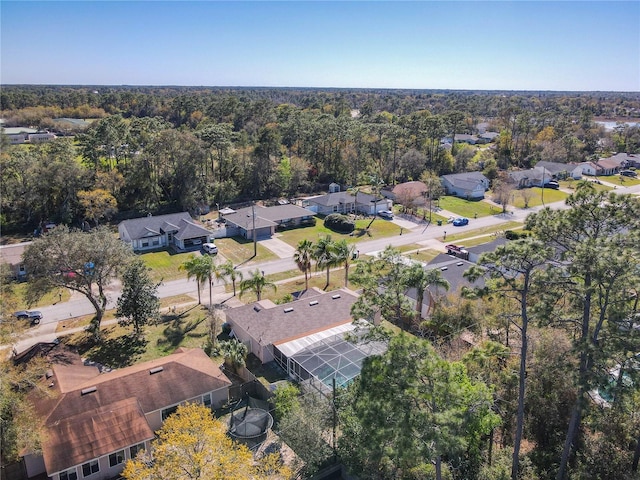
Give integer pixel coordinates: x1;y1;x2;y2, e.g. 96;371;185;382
228;395;273;442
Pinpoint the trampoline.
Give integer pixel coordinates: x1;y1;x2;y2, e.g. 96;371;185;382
228;396;273;444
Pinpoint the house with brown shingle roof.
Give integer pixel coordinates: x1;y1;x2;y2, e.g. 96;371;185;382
224;288;359;364
23;348;231;480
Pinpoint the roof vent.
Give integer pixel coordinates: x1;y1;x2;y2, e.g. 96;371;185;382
332;294;341;299
253;305;261;312
309;300;319;306
457;262;464;266
81;386;97;396
45;370;53;379
441;267;448;271
284;307;294;313
149;367;164;375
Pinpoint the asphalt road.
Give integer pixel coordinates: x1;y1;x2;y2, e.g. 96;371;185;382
5;180;640;353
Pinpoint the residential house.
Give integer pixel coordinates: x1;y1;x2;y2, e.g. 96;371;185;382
440;172;489;199
221;204;316;239
118;212;213;252
477;131;500;143
442;133;479;145
224;288;383;391
507;166;553;188
596;156;622;176
381;181;428;207
305;192;357;215
613;152;640;169
23;347;232;480
577;161;601;176
534;161;583;180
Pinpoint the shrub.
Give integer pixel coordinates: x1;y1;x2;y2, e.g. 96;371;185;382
505;230;530;240
323;213;355;233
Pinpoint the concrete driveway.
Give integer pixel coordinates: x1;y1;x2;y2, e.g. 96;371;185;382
258;236;296;259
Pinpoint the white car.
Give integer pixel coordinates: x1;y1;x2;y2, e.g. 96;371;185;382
202;243;218;254
378;210;394;220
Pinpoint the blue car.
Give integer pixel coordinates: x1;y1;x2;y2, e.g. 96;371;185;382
452;217;469;226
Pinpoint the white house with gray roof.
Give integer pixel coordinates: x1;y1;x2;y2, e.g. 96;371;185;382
440;172;489;199
304;191;392;216
118;212;213;252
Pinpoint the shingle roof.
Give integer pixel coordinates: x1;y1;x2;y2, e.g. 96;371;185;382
535;161;572;175
43;398;154;475
223;205;315;229
307;192;355;207
29;348;230;475
441;172;488;190
225;288;359;347
119;213;209;241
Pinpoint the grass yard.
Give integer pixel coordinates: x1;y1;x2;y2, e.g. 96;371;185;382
139;239;277;282
511;187;569;209
12;284;71;309
561;180;614;193
603;175;640;187
62;304;222;367
141;250;201;282
441;221;523;244
214;236;277;266
278;216;401;247
437;196;496;218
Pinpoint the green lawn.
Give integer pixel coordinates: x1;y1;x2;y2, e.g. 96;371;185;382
604;175;640;187
62;304;223;367
278;216;401;247
140;239;277;282
442;221;523;244
214;236;277;265
437;196;496;218
13;284;71;309
511;187;569;209
561;180;614;193
141;250;201;282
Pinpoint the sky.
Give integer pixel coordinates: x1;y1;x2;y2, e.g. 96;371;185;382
1;1;639;92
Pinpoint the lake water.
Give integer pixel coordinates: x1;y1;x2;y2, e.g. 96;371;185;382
595;121;640;131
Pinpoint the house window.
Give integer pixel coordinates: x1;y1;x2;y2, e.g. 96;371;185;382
60;469;78;480
162;405;178;421
130;442;145;459
142;241;149;247
109;450;124;467
152;239;159;246
81;460;99;477
203;393;212;407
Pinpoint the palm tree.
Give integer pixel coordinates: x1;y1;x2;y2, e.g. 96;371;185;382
180;254;217;307
239;269;276;301
293;239;314;291
216;339;248;374
313;235;339;289
404;264;450;321
179;254;209;305
333;239;356;288
217;260;243;296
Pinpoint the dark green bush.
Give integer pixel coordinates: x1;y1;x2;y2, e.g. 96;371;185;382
505;230;530;240
324;213;355;233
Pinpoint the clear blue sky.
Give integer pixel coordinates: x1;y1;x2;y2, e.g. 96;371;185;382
1;1;638;91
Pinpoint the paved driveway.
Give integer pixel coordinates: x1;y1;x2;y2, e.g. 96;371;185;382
258;236;296;259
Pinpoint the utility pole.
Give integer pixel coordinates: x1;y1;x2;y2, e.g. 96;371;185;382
252;203;257;257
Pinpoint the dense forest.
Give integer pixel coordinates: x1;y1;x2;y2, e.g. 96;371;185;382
2;85;640;232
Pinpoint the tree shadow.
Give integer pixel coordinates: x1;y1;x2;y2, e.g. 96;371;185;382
156;314;206;351
88;330;148;368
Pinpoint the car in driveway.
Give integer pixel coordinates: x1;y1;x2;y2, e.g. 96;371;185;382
378;210;394;220
452;217;469;226
202;242;218;254
13;310;42;325
621;170;638;177
543;180;560;189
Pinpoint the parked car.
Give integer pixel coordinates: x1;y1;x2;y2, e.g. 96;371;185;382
13;310;42;325
544;181;560;189
452;217;469;226
202;242;218;254
378;210;394;220
621;170;638;177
